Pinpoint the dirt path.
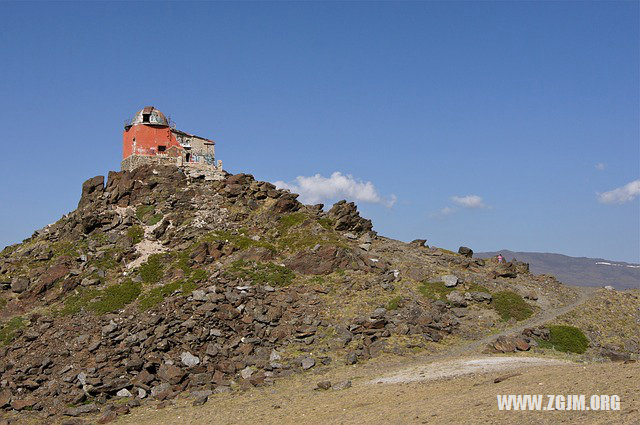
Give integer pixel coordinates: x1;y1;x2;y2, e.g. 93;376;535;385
443;285;598;358
370;356;568;384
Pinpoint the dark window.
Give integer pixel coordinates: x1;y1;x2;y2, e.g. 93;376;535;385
142;114;150;123
158;145;166;152
185;153;191;162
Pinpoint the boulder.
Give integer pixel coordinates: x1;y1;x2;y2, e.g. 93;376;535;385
410;239;427;248
457;246;473;258
326;200;373;233
10;276;29;293
441;275;459;287
446;291;467;307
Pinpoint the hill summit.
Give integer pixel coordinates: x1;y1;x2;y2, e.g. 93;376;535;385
0;165;637;422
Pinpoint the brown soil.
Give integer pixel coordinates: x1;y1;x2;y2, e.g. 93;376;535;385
113;355;639;425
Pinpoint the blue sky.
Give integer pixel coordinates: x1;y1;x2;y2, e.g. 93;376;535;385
0;1;638;263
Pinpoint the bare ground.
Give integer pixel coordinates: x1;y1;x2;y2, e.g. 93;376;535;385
114;355;639;425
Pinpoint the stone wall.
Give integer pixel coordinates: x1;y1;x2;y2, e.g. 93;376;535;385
121;155;179;172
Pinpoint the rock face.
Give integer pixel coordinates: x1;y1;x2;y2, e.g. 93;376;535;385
326;200;373;234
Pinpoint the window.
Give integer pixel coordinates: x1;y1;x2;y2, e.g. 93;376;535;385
142;114;150;123
158;145;166;152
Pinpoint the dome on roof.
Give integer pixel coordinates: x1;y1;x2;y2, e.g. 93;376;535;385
129;106;169;127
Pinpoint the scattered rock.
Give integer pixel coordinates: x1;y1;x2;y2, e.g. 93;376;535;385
116;389;132;398
64;403;99;416
180;352;200;367
446;291;467;307
332;380;352;390
442;275;458;287
316;381;332;390
301;357;316;370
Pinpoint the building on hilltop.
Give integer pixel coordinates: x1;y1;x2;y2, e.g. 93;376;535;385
121;106;223;175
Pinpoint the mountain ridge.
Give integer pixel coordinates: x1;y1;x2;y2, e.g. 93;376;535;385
475;250;639;290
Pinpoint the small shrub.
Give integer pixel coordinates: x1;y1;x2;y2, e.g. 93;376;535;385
225;260;295;286
87;280;141;314
147;214;163;226
59;288;100;316
136;205;155;222
492;291;533;321
418;281;455;302
538;325;589;354
51;241;81;258
139;254;165;284
91;248;120;270
173;251;192;275
205;230;276;252
0;317;25;345
278;212;308;231
190;269;208;282
127;226;144;244
387;296;404;311
317;217;334;230
138;279;197;311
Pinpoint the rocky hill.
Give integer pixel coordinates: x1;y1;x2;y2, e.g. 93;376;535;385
475;250;640;290
0;165;637;424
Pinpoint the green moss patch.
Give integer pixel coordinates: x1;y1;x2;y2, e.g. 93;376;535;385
0;317;25;345
387;296;404;311
127;225;144;245
147;214;163;226
136;205;155;222
278;212;308;231
317;217;334;230
538;325;589;354
51;241;82;258
88;280;141;314
225;260;294;286
418;281;455;302
59;280;141;316
139;254;165;284
205;230;276;252
492;291;533;321
138;279;194;311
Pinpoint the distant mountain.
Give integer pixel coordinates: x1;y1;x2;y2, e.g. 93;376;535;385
475;250;639;290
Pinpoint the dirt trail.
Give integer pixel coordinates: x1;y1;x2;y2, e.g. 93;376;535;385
444;285;598;358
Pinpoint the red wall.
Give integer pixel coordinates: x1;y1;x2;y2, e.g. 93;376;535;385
122;125;182;159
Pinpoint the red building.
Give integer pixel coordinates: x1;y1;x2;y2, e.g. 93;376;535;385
121;106;220;172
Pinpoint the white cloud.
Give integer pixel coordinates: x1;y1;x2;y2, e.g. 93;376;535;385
430;206;457;218
597;179;640;204
595;163;606;171
275;172;396;207
451;195;486;209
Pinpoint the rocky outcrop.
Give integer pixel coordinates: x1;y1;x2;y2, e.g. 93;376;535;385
326;201;373;234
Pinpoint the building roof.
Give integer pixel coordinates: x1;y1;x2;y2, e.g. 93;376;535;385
129;106;169;127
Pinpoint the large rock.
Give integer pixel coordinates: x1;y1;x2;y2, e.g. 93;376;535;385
157;364;186;385
78;175;105;209
446;291;467;307
285;246;376;275
458;246;473;258
326;200;373;233
441;275;459;287
11;276;29;293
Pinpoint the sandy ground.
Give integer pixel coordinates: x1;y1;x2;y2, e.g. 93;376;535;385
114;355;639;425
370;356;567;384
